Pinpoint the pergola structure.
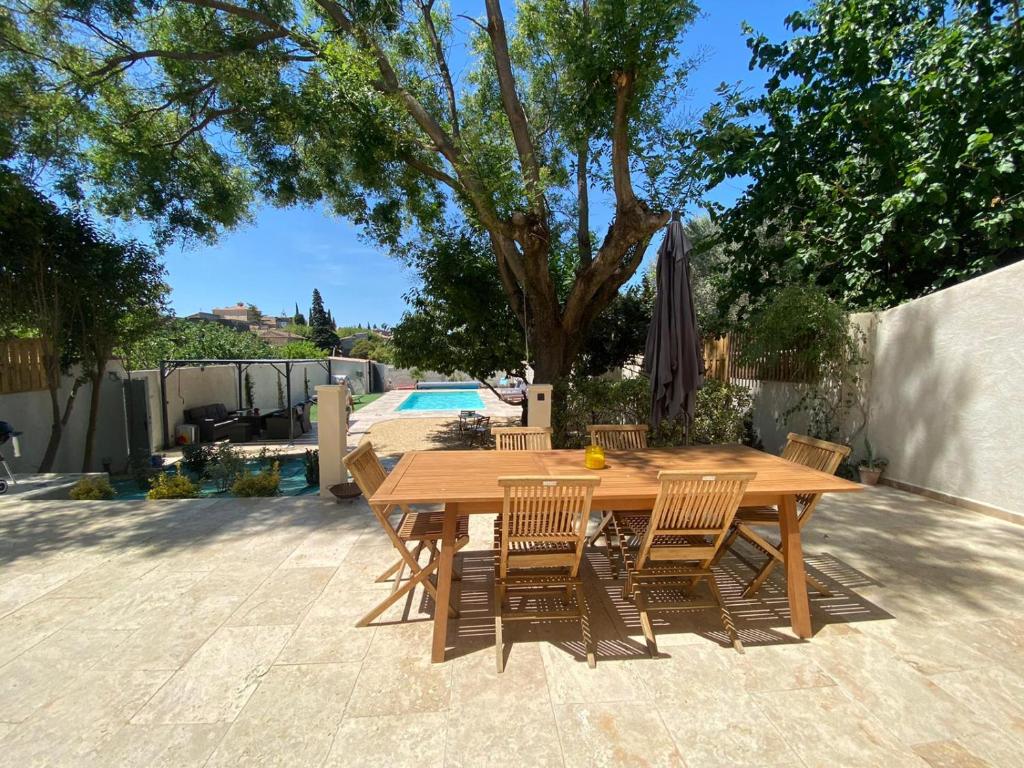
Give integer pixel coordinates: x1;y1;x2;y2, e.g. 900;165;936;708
158;358;334;448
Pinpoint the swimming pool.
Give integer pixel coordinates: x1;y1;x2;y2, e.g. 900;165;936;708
397;390;485;412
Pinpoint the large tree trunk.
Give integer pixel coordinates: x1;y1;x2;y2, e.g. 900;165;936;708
39;382;63;473
81;360;106;472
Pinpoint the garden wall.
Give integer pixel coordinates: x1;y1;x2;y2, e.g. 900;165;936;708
748;260;1024;518
0;361;132;475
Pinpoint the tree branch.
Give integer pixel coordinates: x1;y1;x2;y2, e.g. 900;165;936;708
483;0;543;210
611;70;637;209
417;0;460;140
163;106;240;151
576;139;591;268
88;31;287;79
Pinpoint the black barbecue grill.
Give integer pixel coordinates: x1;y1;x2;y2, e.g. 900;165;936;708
0;421;20;494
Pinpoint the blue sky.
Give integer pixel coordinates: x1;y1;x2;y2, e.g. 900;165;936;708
162;1;809;325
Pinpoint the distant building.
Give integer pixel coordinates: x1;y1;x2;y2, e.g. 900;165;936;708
184;311;250;331
338;332;369;355
212;302;254;324
255;328;304;347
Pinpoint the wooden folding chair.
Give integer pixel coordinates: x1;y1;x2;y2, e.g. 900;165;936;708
343;441;470;627
493;475;600;672
492;426;552;451
613;470;754;656
584;424;650;553
723;433;851;598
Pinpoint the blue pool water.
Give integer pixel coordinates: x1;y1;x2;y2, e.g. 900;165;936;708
111;455;318;500
397;390;485;411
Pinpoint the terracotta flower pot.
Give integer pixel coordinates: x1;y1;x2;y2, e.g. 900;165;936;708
858;467;883;486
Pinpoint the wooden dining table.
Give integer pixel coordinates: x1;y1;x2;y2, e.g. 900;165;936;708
371;444;863;663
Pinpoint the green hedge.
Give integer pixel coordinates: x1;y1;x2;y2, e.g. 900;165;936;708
553;376;754;449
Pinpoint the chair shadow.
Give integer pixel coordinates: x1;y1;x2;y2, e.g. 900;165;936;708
438;545;893;664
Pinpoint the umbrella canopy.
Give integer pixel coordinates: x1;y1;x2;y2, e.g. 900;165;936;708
644;219;704;433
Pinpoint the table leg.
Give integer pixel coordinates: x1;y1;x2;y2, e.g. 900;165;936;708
431;502;458;663
779;494;812;639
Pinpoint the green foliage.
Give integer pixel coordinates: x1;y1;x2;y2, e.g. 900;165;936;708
129;319;273;370
392;225;526;381
147;469;200;500
553;376;753;449
740;286;855;384
202;443;245;493
859;438;888;470
309;290;339;352
303;449;319;487
279;340;327;359
577;284;653;377
69;476;116;500
181;443;212;474
292;303;305;326
702;0;1024;313
231;462;281;497
1;0;706;381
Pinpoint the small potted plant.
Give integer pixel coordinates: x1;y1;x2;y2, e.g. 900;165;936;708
858;439;888;486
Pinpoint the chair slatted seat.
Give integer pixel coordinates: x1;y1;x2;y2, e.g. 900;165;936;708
492;426;552;451
725;433;851;598
493;475;600;672
344;441;469;628
613;470;755;656
584;424;650;561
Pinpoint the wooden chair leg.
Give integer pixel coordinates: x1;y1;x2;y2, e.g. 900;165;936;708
374;558;405;584
588;512;613;547
636;591;658;658
494;582;506;673
576;584;596;668
743;557;777;598
707;574;744;654
357;555;443;627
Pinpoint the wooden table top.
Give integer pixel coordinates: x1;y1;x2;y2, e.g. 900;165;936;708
371;444;862;510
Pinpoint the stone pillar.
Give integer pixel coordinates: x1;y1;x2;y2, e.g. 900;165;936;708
316;383;348;499
527;384;553;429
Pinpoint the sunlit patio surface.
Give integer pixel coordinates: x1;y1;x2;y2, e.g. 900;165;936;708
0;485;1021;767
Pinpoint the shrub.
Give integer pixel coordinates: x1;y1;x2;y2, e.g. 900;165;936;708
69;475;116;500
303;449;319;486
203;443;246;493
147;469;200;499
553;375;753;448
254;446;283;470
181;443;212;474
231;462;281;497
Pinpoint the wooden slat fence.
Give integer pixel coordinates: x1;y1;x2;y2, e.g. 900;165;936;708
703;334;811;384
0;338;48;395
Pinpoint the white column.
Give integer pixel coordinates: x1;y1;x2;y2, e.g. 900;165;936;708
316;383;348;499
527;384;553;429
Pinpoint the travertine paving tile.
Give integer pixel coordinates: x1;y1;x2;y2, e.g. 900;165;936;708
446;644;562;768
206;662;360;767
930;666;1024;731
345;653;452;717
807;635;988;743
912;739;993;768
96;594;241;671
90;723;227;767
226;566;333;626
0;655;93;723
753;686;930;768
131;624;294;724
0;597;103;666
540;642;649;705
0;669;172;766
280;524;360;568
326;712;448;768
69;570;208;630
553;702;684;768
716;642;835;693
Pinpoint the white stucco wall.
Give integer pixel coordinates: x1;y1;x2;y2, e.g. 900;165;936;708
0;361;132;474
746;262;1024;515
859;261;1024;515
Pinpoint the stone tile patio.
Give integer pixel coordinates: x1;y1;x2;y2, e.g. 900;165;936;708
0;485;1022;767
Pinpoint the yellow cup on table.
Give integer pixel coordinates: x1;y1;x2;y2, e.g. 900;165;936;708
584;444;606;470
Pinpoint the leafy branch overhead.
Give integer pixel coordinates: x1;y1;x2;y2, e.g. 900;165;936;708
2;0;706;381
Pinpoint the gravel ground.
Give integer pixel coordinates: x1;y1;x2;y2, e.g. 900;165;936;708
363;415;518;458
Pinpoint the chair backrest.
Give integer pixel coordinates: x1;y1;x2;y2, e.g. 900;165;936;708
781;433;851;520
493;426;552;451
343;441;388;500
637;471;755;569
496;476;600;578
587;424;649;450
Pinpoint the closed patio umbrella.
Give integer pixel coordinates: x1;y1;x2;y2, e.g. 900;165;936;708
644;216;704;435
